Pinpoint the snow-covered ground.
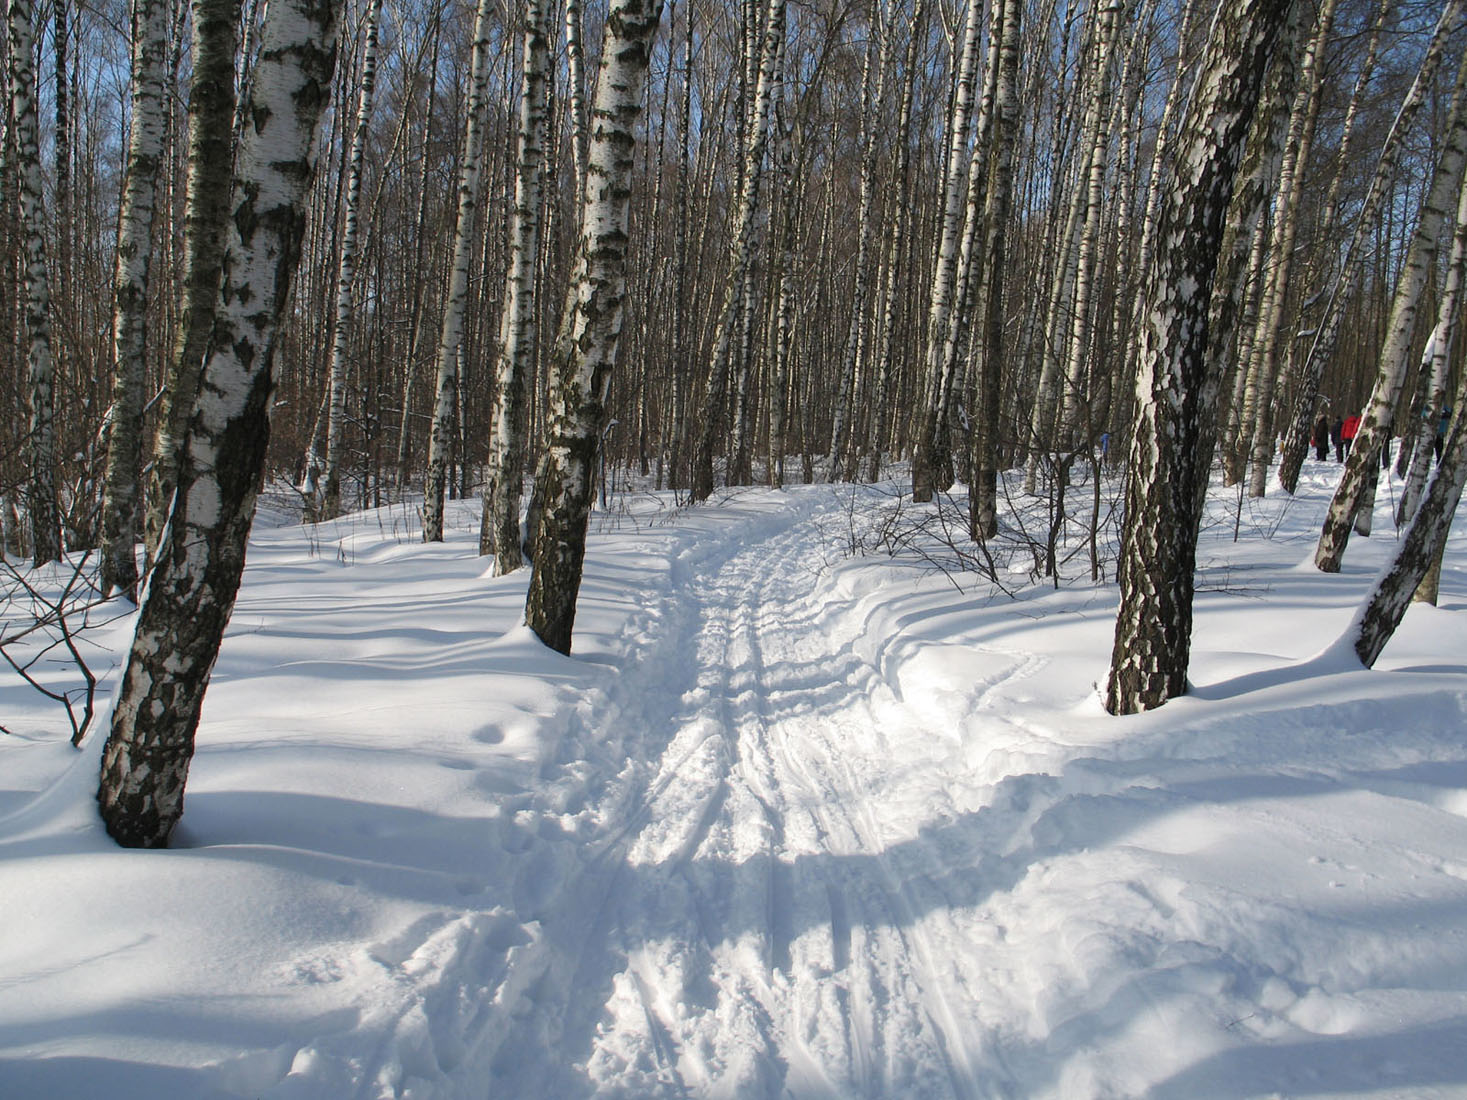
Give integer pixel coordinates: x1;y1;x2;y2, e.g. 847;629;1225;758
3;461;1467;1099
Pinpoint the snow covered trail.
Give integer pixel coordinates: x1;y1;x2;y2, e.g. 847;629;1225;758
485;488;1038;1098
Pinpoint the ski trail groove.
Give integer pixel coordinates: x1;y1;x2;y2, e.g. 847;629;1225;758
487;492;1046;1097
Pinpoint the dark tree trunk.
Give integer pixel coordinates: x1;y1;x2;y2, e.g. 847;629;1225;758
1106;0;1296;715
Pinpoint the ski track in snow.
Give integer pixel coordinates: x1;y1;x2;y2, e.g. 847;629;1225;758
481;492;1036;1099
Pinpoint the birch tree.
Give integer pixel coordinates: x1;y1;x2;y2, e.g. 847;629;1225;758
1314;51;1467;573
1240;0;1334;498
1397;172;1467;526
665;0;693;489
1274;0;1466;496
97;0;345;848
97;0;171;599
1055;0;1126;446
144;0;243;565
480;0;551;572
523;0;664;653
319;0;385;521
421;0;496;542
8;0;62;565
690;0;784;502
911;0;983;503
1354;399;1467;668
824;10;890;479
969;0;1022;540
1106;0;1295;716
864;0;928;484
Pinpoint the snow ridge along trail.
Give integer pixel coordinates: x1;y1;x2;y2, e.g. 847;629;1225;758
488;487;1018;1098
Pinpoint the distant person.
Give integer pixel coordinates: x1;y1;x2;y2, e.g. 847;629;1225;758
1437;406;1452;463
1313;413;1330;461
1341;413;1361;459
1332;417;1345;462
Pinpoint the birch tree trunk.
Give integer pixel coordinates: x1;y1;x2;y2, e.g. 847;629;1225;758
421;0;496;542
480;0;550;572
564;0;589;207
865;0;927;484
824;14;888;479
96;0;169;598
666;0;693;490
1056;0;1124;445
1354;402;1467;668
766;16;793;489
690;0;784;502
1205;0;1301;493
1106;0;1295;716
524;0;664;653
1275;0;1466;496
144;0;242;565
1241;0;1336;498
393;4;443;497
319;0;384;521
8;0;61;565
912;0;983;503
970;0;1022;540
97;0;344;848
1314;51;1467;572
1397;174;1467;526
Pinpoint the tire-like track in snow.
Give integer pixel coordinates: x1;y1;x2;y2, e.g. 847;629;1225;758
489;493;1019;1098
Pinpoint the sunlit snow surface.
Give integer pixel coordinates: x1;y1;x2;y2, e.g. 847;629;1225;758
4;460;1467;1099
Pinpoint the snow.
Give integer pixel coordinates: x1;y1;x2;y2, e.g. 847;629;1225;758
4;460;1467;1098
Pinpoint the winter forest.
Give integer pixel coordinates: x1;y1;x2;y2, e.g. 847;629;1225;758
5;0;1467;1091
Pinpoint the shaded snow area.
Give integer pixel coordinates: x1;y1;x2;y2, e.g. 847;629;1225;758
5;462;1467;1099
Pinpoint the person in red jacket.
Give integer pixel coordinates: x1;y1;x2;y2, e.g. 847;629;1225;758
1341;412;1362;458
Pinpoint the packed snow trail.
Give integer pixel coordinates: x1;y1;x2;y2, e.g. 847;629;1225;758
478;489;1103;1100
485;490;1022;1098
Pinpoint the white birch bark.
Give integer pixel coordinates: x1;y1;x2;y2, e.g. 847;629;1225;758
524;0;664;653
97;0;344;847
666;0;693;490
1314;50;1467;572
1205;0;1301;493
480;0;550;573
864;0;928;483
912;0;984;503
1106;0;1296;715
564;0;588;207
1056;0;1125;443
1397;175;1467;526
97;0;170;598
8;0;61;565
393;5;443;496
690;0;785;502
320;0;384;520
145;0;242;564
763;14;796;490
930;0;1010;491
1241;0;1337;498
824;15;888;480
970;0;1022;539
421;0;497;542
1355;401;1467;668
1276;0;1466;495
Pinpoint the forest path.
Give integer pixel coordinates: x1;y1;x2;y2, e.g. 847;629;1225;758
487;489;1042;1099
